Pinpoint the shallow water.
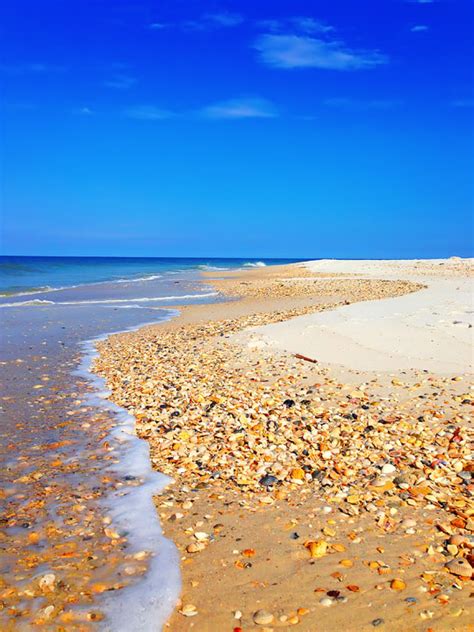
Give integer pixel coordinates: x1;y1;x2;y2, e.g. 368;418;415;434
0;255;298;297
0;269;228;630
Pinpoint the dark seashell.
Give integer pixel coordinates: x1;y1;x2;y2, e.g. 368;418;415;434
259;474;279;488
372;619;384;627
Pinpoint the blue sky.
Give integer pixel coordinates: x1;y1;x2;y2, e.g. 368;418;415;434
2;0;473;258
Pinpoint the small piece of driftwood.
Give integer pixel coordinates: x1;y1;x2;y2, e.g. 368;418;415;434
294;353;318;363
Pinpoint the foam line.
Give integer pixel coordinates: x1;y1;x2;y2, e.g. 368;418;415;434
75;311;182;631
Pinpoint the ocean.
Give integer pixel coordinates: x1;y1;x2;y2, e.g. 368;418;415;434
0;255;303;631
0;256;301;300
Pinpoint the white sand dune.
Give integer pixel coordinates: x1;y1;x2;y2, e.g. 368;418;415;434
241;258;474;374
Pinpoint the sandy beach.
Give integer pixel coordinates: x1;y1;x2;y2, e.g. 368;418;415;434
94;259;473;632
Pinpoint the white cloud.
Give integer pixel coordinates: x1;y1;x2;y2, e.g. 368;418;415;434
201;97;278;119
123;99;278;121
148;22;167;30
411;25;429;32
104;74;137;89
290;17;334;34
124;105;174;120
255;17;333;35
254;34;387;70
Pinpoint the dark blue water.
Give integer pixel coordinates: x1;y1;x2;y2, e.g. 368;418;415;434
0;256;304;297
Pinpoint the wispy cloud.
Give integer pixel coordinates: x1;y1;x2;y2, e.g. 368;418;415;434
204;12;244;27
254;16;335;35
411;25;429;32
74;106;94;115
104;74;137;89
201;97;278;119
324;98;402;110
124;105;174;120
122;98;278;121
0;63;66;74
254;34;387;70
290;17;334;34
256;17;333;34
452;99;474;108
183;12;244;31
148;22;168;30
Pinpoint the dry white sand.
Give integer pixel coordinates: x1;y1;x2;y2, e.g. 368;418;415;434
236;258;474;374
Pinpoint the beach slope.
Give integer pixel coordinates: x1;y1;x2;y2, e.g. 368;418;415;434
94;258;473;632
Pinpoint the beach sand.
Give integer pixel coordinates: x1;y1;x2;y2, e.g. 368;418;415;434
94;259;473;632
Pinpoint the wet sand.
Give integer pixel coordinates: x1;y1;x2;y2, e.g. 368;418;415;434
0;306;177;631
93;260;473;631
0;271;220;631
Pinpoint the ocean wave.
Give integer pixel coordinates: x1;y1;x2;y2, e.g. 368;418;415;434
0;292;218;308
197;265;229;271
0;286;54;298
0;273;165;298
113;274;163;283
0;299;56;307
243;261;267;268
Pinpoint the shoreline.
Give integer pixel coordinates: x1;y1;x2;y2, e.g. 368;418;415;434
93;259;473;631
77;312;182;631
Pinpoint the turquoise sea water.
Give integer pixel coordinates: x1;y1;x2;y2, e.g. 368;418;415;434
0;256;304;297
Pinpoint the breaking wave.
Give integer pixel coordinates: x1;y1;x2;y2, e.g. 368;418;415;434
243;261;266;268
0;292;218;308
0;274;165;298
197;265;229;271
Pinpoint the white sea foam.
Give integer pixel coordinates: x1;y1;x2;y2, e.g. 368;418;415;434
113;274;163;283
243;261;266;268
197;265;229;271
75;312;181;631
0;273;166;299
0;292;218;308
0;299;56;307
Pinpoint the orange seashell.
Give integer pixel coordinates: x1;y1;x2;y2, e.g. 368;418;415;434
390;578;406;590
332;543;346;552
290;468;305;480
305;540;328;559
